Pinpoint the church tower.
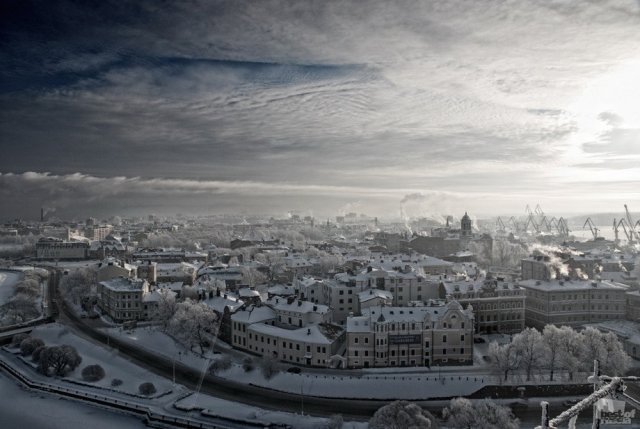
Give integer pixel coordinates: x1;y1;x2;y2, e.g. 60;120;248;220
461;212;472;238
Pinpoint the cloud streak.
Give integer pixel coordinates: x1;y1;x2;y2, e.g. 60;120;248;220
1;0;640;218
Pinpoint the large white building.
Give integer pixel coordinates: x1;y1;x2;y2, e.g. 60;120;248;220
520;278;629;329
346;301;474;368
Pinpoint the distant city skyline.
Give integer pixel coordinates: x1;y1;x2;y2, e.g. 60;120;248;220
2;1;640;219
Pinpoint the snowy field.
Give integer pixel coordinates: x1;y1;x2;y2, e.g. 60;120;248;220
0;270;23;305
26;324;173;397
0;371;147;429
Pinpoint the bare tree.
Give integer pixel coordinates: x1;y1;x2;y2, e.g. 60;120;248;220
38;345;82;376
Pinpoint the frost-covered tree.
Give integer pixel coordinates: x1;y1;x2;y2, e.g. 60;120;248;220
168;299;218;354
512;327;544;381
241;266;267;288
542;325;565;381
556;326;584;381
369;401;436;429
154;288;177;331
59;268;96;305
580;327;630;376
0;295;40;325
488;341;520;382
601;331;631;375
38;345;82;376
442;397;519;429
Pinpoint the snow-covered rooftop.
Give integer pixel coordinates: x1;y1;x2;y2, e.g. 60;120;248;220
518;278;629;292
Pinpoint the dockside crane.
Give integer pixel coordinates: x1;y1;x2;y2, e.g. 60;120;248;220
583;217;599;240
509;216;521;232
496;217;506;232
624;204;639;242
557;217;570;237
616;218;634;244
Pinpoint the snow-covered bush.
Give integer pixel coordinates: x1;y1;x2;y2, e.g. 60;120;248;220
242;357;255;372
259;355;280;380
111;378;123;387
208;356;232;374
369;400;436;429
81;364;105;382
38;345;82;376
139;382;157;395
20;337;45;356
442;397;519;429
32;345;46;362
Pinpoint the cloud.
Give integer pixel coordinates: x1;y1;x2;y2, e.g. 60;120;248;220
1;0;640;217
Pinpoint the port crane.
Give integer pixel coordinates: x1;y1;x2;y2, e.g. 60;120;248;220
624;204;639;242
496;217;506;232
583;217;599;240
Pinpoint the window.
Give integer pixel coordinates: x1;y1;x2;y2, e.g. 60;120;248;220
443;335;447;343
364;337;369;344
355;337;359;344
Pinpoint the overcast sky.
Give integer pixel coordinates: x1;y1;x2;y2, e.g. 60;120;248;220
2;0;640;221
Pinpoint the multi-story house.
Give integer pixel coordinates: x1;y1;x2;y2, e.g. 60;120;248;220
520;278;629;329
440;276;525;334
346;301;474;368
97;277;150;322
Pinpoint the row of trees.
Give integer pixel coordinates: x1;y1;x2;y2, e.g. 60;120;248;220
368;398;519;429
0;271;46;326
489;325;631;382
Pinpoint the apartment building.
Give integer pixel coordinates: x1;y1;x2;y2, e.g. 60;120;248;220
346;301;474;368
520;279;629;329
97;277;150;322
441;276;525;334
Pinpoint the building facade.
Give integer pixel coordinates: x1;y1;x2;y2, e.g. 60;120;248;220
346;301;474;368
520;279;629;329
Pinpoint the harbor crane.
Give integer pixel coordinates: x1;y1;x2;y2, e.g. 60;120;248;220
624;204;639;242
496;217;506;231
583;217;599;240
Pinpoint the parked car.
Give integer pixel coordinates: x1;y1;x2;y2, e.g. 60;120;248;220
286;366;301;374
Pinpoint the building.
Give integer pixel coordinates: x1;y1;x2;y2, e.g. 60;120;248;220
96;258;136;282
440;276;525;334
36;237;89;260
267;297;332;328
156;262;198;285
346;301;474;368
97;277;150;322
87;225;113;241
231;305;344;367
520;279;629;329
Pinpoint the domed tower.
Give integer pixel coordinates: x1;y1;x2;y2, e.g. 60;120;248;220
461;212;472;238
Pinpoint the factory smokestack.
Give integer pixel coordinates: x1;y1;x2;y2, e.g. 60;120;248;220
41;207;44;222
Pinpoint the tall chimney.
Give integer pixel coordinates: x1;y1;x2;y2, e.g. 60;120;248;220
41;207;44;222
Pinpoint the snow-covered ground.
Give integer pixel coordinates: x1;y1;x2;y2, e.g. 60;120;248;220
177;392;367;429
104;326;494;399
0;270;23;305
26;324;173;397
0;371;147;429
